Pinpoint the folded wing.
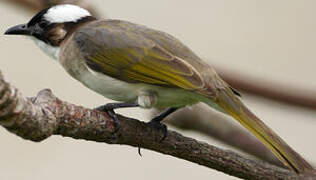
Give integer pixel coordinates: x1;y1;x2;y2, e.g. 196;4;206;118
73;21;207;92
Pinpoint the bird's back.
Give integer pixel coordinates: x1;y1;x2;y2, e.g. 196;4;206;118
68;19;221;97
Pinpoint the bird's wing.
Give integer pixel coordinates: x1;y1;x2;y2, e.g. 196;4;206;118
73;22;206;91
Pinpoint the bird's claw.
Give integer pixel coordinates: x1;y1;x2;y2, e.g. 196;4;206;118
95;105;120;138
95;104;115;112
137;120;168;156
148;120;168;142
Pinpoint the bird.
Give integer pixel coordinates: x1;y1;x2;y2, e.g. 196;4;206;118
4;4;313;173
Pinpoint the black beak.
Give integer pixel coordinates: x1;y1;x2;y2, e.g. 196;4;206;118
4;24;31;35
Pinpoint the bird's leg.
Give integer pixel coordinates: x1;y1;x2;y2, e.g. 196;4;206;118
96;102;140;111
138;107;178;156
96;102;139;134
149;107;178;141
137;92;179;140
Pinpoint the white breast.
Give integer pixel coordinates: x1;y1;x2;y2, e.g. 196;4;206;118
78;66;141;102
76;65;201;108
30;33;201;108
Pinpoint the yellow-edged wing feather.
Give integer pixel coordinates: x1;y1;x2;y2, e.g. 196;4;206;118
73;20;314;173
75;22;205;91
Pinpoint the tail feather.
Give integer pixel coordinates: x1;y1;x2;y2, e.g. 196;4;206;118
213;87;313;173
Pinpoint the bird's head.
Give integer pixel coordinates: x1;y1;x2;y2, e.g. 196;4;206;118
4;4;96;59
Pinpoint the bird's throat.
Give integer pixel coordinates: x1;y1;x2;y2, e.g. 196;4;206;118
31;37;60;60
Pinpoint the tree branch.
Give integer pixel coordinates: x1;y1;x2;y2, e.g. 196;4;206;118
3;1;316;178
155;105;285;168
0;73;314;179
5;0;316;168
8;0;316;166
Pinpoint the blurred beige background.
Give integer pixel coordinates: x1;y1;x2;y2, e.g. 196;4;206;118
1;0;316;179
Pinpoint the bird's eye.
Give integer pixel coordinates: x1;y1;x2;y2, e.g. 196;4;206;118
38;21;48;28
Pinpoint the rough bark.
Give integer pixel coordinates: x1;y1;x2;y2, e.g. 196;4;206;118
0;72;315;179
156;105;285;168
2;1;316;178
5;0;316;169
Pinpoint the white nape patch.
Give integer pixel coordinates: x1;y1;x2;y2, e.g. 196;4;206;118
31;37;60;60
44;4;91;23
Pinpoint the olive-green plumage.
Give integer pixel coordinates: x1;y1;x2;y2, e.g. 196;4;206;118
73;20;216;95
60;20;314;173
5;4;313;174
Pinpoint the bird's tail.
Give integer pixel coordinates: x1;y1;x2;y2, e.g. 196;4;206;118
208;87;313;173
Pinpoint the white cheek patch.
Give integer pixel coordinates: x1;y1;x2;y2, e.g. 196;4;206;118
44;4;91;23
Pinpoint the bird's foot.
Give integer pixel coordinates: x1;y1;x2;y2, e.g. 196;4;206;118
95;104;122;137
96;102;139;136
106;108;121;135
138;117;169;156
146;107;178;141
96;103;132;112
148;120;168;142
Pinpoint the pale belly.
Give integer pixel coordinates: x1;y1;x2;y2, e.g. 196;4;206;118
79;68;140;102
75;67;203;108
33;37;210;109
